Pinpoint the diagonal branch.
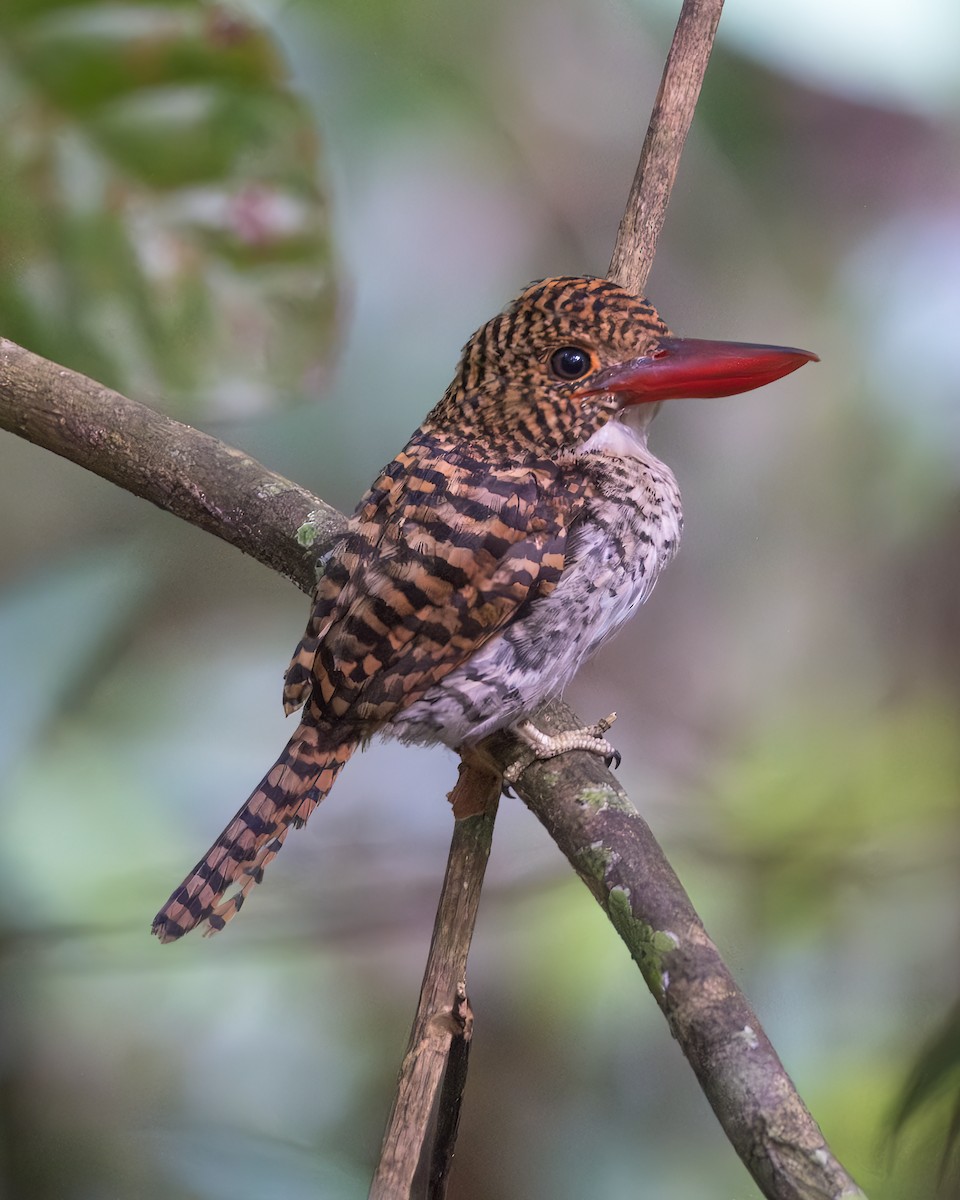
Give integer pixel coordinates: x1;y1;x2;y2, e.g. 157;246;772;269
486;706;866;1200
0;338;344;588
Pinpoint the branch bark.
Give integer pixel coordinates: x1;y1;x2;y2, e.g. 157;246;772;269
0;2;866;1197
608;0;724;294
0;338;344;589
486;707;865;1200
369;797;495;1200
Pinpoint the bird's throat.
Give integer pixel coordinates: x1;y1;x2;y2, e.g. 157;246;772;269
577;414;651;458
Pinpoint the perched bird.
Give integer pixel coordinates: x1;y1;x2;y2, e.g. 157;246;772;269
153;275;815;942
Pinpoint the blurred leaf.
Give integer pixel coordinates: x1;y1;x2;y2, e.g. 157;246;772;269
0;0;336;416
891;1001;960;1195
0;548;152;774
691;700;960;927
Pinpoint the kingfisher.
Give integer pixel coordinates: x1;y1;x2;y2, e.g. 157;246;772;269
153;275;816;941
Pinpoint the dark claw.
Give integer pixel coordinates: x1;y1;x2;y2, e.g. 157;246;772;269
501;780;517;798
605;749;622;771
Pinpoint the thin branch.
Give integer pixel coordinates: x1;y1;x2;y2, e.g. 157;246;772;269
608;0;725;295
369;796;497;1200
427;982;473;1198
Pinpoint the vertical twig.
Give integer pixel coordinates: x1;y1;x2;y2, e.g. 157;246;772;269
369;788;498;1200
427;983;473;1197
608;0;724;295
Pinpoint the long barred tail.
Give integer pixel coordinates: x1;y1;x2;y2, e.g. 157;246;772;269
152;725;357;943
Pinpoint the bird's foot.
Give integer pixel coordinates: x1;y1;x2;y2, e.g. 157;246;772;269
503;712;620;785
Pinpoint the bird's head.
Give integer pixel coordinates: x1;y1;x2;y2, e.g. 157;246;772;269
432;275;817;456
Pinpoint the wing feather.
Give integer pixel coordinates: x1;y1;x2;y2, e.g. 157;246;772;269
283;436;585;727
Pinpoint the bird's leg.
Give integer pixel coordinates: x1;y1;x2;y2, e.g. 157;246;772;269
502;712;621;785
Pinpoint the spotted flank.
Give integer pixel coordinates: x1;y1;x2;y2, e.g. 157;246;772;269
152;726;356;941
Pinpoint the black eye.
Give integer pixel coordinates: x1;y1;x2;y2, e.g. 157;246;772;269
549;346;592;381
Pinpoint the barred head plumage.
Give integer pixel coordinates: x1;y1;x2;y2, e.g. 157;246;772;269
430;276;671;454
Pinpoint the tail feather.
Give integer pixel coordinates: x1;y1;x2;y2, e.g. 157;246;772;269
152;724;357;943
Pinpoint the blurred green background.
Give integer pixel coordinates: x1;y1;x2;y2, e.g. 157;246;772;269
2;1;959;1197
